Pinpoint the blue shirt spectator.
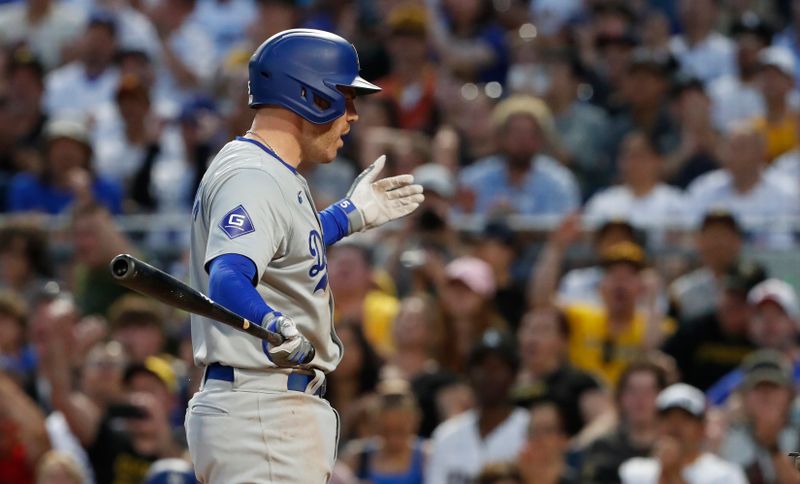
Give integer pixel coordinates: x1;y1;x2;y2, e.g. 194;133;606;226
460;154;579;217
7;172;122;215
459;95;580;217
6;117;123;215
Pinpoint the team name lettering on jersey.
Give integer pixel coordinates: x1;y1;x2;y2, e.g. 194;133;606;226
308;230;327;293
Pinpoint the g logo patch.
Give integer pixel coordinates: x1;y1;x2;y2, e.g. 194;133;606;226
219;205;255;239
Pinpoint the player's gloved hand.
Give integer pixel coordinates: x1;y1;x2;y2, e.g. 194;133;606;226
346;155;425;232
261;312;315;366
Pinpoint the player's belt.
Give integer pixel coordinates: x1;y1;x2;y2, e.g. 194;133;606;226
205;363;325;396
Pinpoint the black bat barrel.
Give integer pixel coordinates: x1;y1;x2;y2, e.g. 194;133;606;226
109;254;287;348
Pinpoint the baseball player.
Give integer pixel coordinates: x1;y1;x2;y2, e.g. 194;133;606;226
184;29;424;483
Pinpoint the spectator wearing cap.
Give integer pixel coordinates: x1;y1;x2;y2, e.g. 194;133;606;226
123;355;179;421
6;118;123;215
376;3;439;133
669;211;744;322
43;13;120;119
562;241;671;386
719;350;800;483
539;49;613;197
708;14;772;131
669;0;735;84
608;48;680;162
552;217;639;307
663;259;767;390
687;123;799;235
438;256;508;372
459;95;580;217
581;359;669;483
0;0;85;70
619;383;747;483
707;279;800;405
328;242;399;357
750;46;800;162
0;222;51;307
517;401;581;484
426;330;529;484
512;308;608;438
585;130;689;230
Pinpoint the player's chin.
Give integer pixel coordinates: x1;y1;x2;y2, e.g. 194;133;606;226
321;139;344;163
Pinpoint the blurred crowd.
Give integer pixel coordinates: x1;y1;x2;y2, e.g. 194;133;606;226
0;0;800;483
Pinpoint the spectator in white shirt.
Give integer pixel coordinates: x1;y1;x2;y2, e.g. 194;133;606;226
585;130;689;230
687;123;799;232
669;0;735;84
43;13;120;119
145;0;216;106
768;145;800;194
708;14;770;132
619;383;747;484
0;0;86;70
426;330;529;484
669;211;744;322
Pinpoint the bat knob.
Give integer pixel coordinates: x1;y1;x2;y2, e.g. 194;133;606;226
110;254;135;279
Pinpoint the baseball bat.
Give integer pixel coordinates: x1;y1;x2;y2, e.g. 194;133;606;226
109;253;286;346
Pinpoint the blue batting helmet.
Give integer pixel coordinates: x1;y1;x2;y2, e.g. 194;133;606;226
248;29;381;124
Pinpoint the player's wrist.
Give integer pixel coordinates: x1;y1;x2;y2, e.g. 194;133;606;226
334;197;366;233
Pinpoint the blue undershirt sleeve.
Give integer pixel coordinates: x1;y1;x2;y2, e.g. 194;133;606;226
319;198;362;246
207;253;278;325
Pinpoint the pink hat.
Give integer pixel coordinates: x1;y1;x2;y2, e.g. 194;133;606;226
445;257;495;297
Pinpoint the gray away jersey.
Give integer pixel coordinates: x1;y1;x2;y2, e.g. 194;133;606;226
188;137;342;372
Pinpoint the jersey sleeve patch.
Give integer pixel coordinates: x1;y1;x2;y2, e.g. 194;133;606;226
218;204;255;239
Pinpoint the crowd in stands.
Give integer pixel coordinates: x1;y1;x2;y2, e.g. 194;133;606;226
0;0;799;483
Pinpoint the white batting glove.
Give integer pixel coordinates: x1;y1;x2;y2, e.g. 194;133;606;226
346;155;425;232
262;313;315;366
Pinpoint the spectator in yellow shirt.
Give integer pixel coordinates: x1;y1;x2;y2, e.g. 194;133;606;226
530;214;673;387
751;46;799;162
565;242;672;386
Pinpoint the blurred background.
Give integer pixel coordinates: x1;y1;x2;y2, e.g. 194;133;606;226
0;0;799;483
